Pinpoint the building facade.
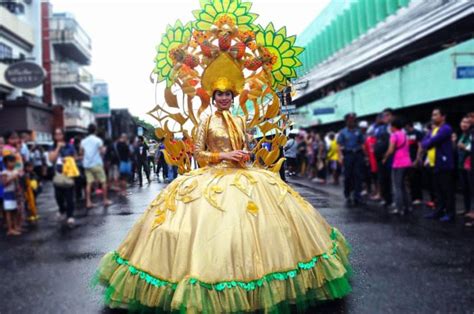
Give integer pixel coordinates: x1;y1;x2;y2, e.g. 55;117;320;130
41;2;94;136
109;109;136;140
0;0;53;142
293;0;474;130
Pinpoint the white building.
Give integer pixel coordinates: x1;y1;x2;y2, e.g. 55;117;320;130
0;0;53;141
42;2;95;136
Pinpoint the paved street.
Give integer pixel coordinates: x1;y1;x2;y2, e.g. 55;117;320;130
1;177;473;314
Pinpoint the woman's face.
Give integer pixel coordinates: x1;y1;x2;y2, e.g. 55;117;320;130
54;129;65;142
214;90;233;111
460;118;470;131
7;133;19;146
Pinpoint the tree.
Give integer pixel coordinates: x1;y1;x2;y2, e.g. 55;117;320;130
132;116;158;141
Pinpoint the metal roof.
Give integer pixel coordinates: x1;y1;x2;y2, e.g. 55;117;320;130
294;0;474;101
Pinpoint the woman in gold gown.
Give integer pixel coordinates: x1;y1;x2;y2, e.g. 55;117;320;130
94;86;352;313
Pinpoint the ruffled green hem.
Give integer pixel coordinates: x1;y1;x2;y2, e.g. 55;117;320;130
93;228;352;313
100;272;351;314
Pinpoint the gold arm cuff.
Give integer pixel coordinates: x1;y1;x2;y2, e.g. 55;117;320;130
210;152;220;163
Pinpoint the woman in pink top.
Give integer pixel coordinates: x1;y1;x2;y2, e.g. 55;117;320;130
382;117;412;215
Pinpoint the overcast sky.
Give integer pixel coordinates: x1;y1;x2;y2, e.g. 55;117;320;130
51;0;331;123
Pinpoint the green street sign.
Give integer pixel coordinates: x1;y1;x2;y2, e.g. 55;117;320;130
92;95;110;117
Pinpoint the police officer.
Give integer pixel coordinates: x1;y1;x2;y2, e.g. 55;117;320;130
337;113;365;206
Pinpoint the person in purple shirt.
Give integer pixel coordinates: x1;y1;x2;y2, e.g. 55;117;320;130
421;108;455;222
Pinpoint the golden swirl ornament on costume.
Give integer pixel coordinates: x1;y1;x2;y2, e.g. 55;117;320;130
94;1;352;313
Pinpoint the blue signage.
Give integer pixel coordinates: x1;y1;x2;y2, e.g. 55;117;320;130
313;107;335;115
456;66;474;79
281;106;297;115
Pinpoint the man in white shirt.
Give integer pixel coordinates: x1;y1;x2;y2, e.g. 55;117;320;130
20;132;31;162
80;124;112;208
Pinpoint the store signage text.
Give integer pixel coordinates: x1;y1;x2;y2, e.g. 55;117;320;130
4;61;46;89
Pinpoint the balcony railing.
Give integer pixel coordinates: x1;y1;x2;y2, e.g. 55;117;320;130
49;14;92;65
0;6;34;48
51;62;92;100
63;105;95;131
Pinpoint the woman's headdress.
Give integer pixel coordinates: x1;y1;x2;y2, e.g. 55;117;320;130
149;0;304;174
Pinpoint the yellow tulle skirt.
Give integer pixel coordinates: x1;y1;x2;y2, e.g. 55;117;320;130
95;166;352;313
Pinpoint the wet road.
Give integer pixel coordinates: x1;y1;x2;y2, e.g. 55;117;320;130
0;177;473;314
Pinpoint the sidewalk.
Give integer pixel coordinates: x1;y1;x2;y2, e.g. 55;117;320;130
288;176;473;232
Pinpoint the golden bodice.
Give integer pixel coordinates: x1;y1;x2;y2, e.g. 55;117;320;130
194;111;248;167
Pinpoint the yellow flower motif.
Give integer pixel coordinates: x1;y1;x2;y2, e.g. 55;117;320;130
247;201;259;216
215;15;235;28
255;23;304;89
154;20;193;87
192;0;258;31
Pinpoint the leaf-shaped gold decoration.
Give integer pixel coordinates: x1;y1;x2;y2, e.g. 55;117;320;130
164;138;184;156
264;93;280;119
155;128;166;139
254;147;268;164
205;185;223;210
231;171;257;197
276;134;287;147
264;148;280;166
169;113;188;126
204;170;228;210
248;99;261;129
164;87;179;108
163;151;174;166
179;195;200;203
269;157;286;173
239;89;249;120
211;185;224;193
178;179;198;196
152;212;166;229
258;121;278;135
165;196;177;212
241;172;258;184
186;96;199;128
164;183;179;212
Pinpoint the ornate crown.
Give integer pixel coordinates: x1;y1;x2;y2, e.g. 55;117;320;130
148;0;304;174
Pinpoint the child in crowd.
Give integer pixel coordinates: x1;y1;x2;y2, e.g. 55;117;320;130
327;132;341;185
3;131;24;170
3;131;25;229
24;161;40;222
2;155;22;236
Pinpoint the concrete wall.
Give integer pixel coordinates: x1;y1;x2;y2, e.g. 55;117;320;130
0;3;43;98
295;38;474;127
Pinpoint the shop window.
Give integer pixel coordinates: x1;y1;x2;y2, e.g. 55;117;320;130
0;2;25;14
0;43;13;62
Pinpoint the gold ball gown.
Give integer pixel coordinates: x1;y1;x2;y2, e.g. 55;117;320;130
94;110;352;313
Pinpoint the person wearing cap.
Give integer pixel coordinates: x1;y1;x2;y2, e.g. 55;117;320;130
337;113;365;206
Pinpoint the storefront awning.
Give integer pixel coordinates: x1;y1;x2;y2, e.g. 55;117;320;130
295;0;474;101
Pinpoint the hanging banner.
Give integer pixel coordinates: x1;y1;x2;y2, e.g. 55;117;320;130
92;82;111;117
